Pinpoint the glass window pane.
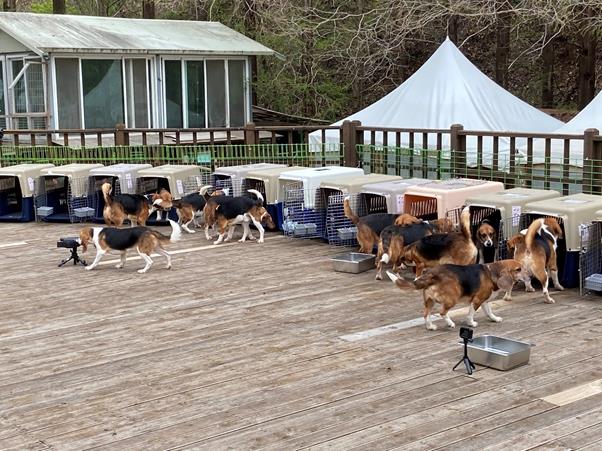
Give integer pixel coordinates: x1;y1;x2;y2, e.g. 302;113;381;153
125;59;149;128
228;60;245;127
55;58;81;129
206;60;226;127
11;60;26;114
26;63;44;113
82;59;124;128
165;60;182;128
186;61;205;128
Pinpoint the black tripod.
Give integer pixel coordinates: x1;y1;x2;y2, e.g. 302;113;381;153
58;247;87;267
57;238;87;267
453;327;476;375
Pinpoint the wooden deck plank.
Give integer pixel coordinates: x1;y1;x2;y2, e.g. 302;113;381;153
1;221;601;449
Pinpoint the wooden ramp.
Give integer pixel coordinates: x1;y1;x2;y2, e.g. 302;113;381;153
0;222;601;450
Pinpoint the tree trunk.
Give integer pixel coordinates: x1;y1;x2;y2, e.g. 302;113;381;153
53;0;65;14
2;0;16;11
541;36;554;108
448;15;458;44
142;1;155;19
495;5;510;88
578;33;597;108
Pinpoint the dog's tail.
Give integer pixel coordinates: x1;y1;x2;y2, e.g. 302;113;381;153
153;219;183;244
387;269;438;290
525;218;544;254
101;182;113;206
343;196;360;225
248;189;264;205
459;206;471;240
199;185;213;200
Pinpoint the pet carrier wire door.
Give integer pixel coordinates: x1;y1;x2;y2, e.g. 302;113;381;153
580;220;602;295
280;166;364;239
523;193;602;288
36;164;103;222
359;178;433;215
465;188;561;260
213;163;287;197
403;179;505;221
243;166;306;229
319;174;402;246
137;165;209;224
0;163;53;222
88;163;152;223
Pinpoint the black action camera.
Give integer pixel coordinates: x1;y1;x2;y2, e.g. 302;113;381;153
57;237;81;249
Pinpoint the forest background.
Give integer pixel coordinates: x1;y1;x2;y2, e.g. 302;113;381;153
3;0;601;123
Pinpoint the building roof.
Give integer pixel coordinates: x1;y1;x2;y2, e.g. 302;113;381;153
0;12;275;57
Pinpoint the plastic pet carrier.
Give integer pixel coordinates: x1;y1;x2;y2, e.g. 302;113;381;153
242;165;306;229
280;166;364;239
0;163;54;222
318;174;402;246
36;164;103;223
465;188;561;260
88;163;152;223
137;165;208;224
403;178;504;221
358;178;432;215
523;193;602;288
212;163;286;197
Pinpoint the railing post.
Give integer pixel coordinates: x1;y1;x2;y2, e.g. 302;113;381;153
244;122;257;146
115;123;128;146
583;128;601;195
341;120;360;167
450;124;465;178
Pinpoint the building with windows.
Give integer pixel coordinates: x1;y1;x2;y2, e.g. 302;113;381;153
0;12;274;131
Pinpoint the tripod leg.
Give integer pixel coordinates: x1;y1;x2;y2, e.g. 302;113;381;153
464;357;473;375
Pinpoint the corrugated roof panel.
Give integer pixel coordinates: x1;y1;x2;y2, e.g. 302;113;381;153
0;12;274;56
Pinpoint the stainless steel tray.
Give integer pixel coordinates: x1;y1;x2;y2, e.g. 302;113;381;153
466;335;532;371
331;252;375;274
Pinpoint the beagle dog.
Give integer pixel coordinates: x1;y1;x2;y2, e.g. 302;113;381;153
374;217;454;280
78;219;181;273
150;188;174;221
172;185;213;233
475;219;497;264
343;197;421;253
397;207;477;278
211;189;275;244
387;260;523;330
101;182;151;227
504;217;564;304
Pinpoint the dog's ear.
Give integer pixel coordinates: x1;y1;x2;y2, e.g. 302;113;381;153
79;228;93;253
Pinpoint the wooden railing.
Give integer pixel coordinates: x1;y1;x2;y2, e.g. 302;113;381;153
2;120;602;194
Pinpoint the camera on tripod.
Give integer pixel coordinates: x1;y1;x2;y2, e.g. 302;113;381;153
56;237;86;267
453;327;476;375
57;237;80;249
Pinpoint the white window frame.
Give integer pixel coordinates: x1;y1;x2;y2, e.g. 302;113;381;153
161;56;249;129
6;54;47;129
51;54;154;130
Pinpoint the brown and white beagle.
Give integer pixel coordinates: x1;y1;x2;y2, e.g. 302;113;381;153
101;182;152;227
78;219;181;273
388;259;523;330
398;207;478;277
475;220;497;264
505;217;564;304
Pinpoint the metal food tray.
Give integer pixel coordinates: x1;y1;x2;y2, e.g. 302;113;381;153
331;252;375;274
466;335;532;371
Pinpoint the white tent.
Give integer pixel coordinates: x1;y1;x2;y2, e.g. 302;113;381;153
310;38;563;167
526;91;602;166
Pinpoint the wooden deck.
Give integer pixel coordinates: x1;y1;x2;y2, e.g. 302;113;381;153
1;221;601;450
